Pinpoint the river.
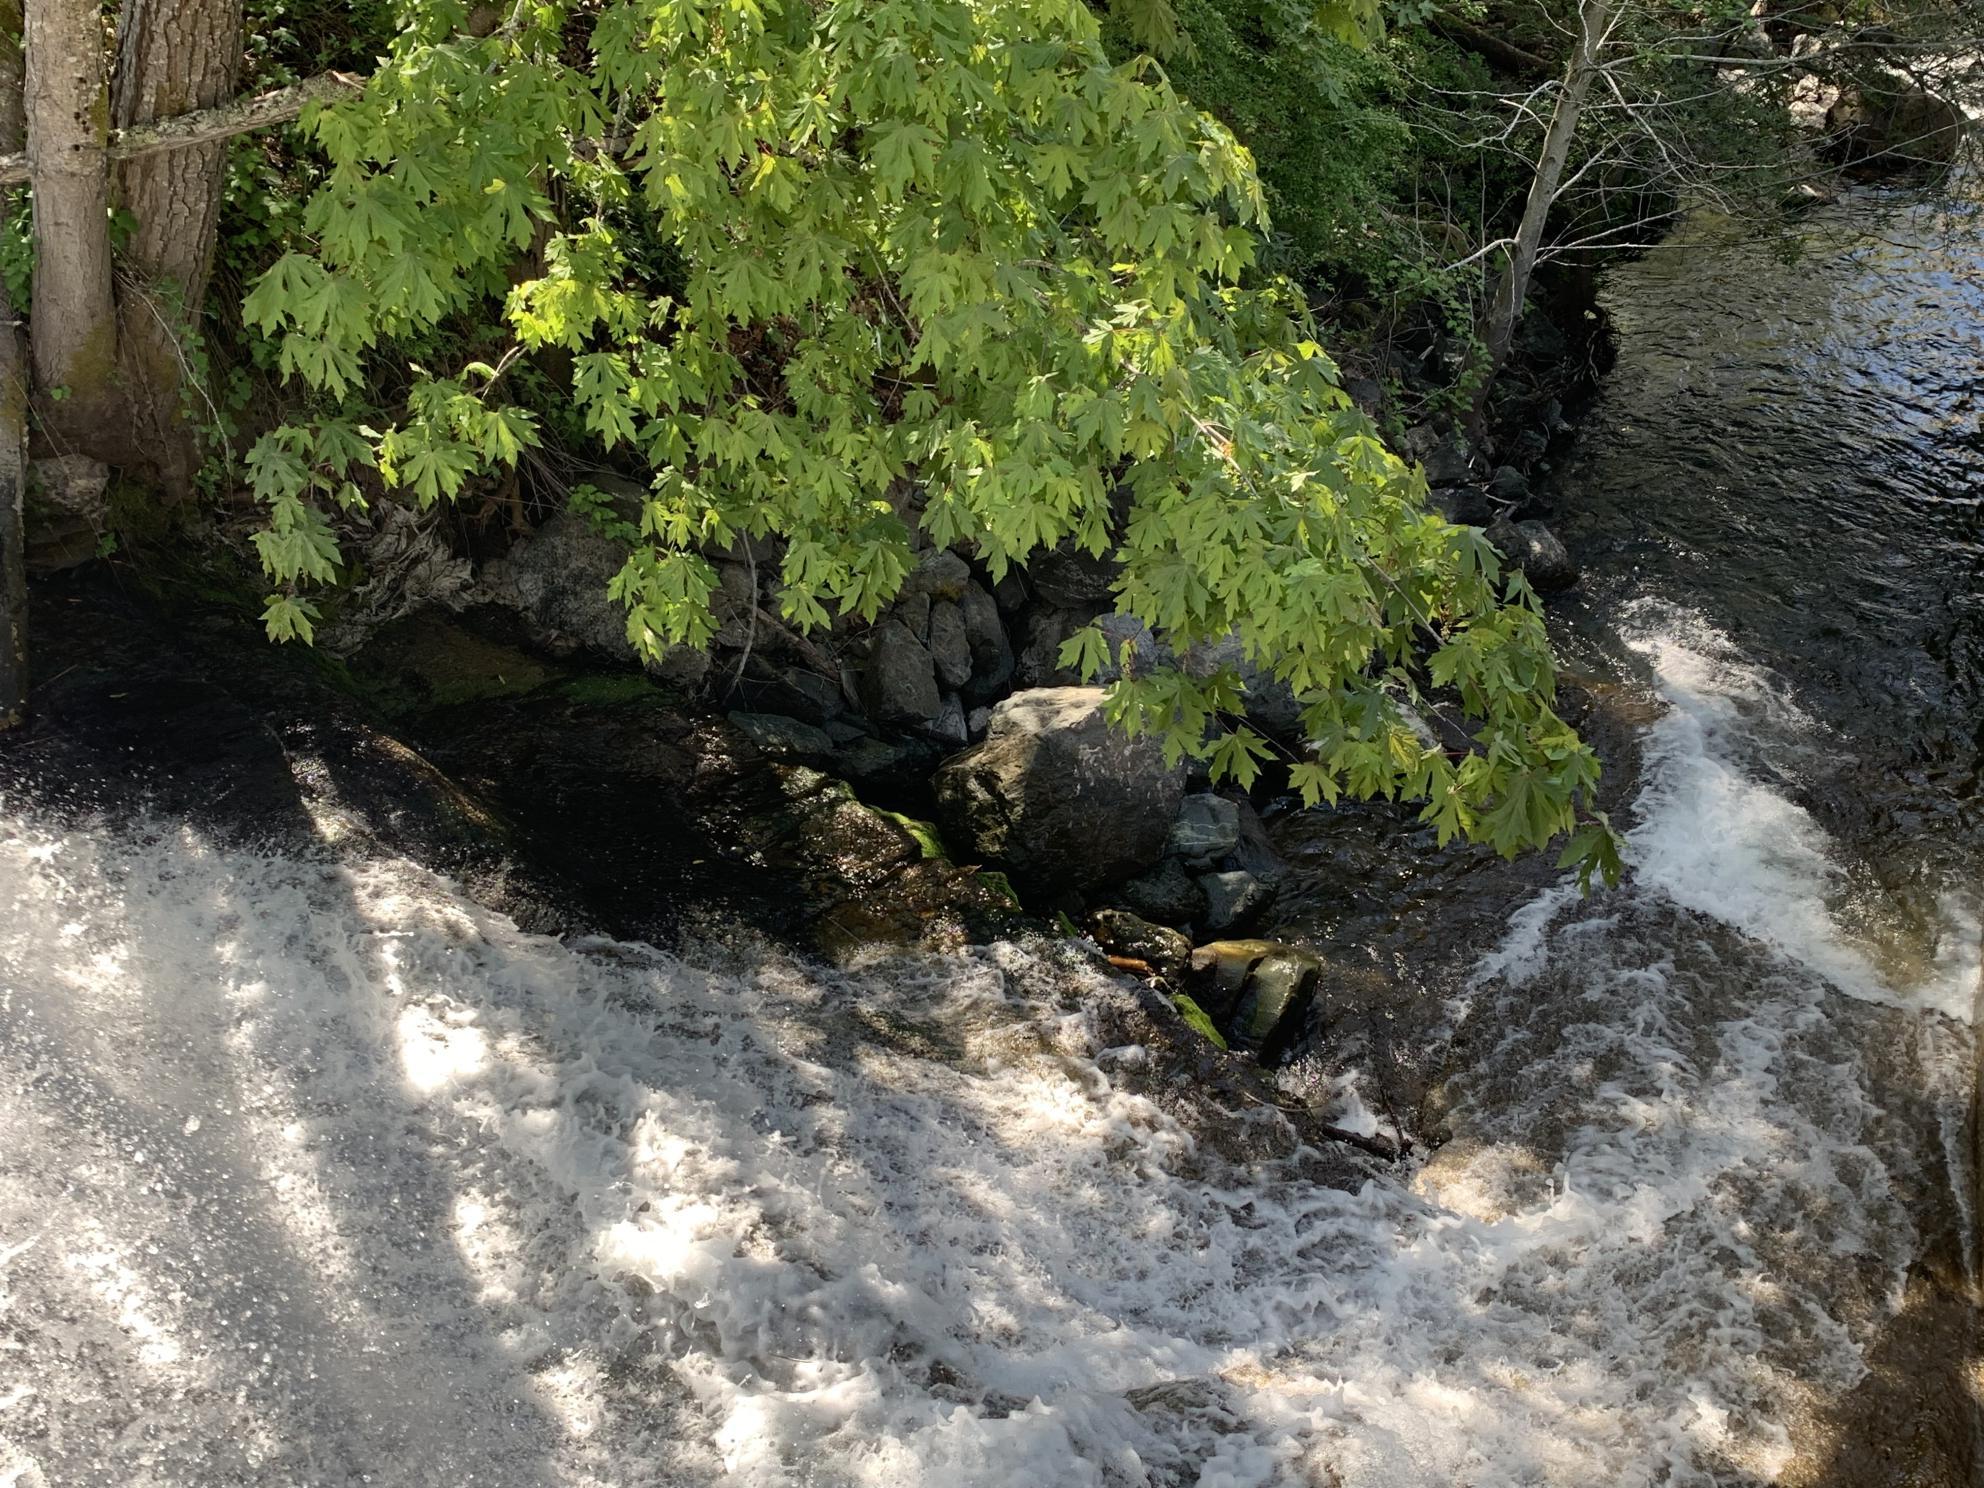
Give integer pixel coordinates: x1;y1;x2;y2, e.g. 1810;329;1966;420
1;187;1980;1485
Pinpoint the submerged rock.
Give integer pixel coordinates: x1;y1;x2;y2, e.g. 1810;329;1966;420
933;686;1184;896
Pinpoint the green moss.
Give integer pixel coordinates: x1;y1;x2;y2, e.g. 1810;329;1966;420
973;869;1021;907
874;807;949;862
1169;993;1229;1050
1055;910;1080;938
559;672;666;707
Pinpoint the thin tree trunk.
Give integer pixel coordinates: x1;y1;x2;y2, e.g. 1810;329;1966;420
0;0;25;728
24;0;121;450
1471;0;1617;421
112;0;244;496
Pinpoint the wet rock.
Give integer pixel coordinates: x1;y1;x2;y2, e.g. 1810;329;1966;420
482;512;708;686
928;600;974;689
1226;947;1321;1054
1112;858;1209;927
899;549;972;601
1089;909;1192;982
1186;938;1279;1012
966;706;990;740
933;686;1185;895
1168;794;1240;867
1028;542;1118;608
1199;868;1276;933
1291;959;1439;1136
860;619;943;723
1486;516;1578;593
728;711;835;759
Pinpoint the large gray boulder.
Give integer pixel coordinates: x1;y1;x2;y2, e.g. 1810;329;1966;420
481;512;709;685
934;686;1185;895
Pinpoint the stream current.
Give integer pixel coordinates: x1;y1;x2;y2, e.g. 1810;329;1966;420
2;187;1981;1485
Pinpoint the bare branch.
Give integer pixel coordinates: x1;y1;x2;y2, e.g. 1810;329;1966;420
0;71;361;187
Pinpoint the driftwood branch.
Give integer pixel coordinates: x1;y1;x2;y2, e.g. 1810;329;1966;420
0;72;362;187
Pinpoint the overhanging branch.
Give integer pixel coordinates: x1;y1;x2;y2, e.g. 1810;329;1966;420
0;72;363;188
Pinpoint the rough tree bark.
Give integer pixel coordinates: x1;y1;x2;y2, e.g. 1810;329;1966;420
1472;0;1619;421
0;0;26;728
112;0;245;494
23;0;120;450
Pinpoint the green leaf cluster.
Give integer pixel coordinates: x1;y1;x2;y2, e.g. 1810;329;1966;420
239;0;1620;881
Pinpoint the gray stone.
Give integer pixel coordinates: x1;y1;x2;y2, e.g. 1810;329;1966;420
1486;517;1578;593
925;693;970;748
934;686;1186;895
860;619;943;724
1200;869;1276;933
1168;794;1241;867
1093;612;1175;684
835;736;923;783
1182;633;1303;743
957;582;1015;701
966;706;991;740
1828;81;1964;173
1402;424;1474;487
1227;798;1288;888
1113;858;1209;927
899;549;972;601
896;591;932;642
1015;606;1091;689
1029;542;1119;607
1344;377;1386;419
481;512;708;685
824;718;872;745
928;601;974;689
729;665;843;724
1487;465;1531;507
728;711;835;758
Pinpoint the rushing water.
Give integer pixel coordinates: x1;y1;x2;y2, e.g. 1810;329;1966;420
2;188;1982;1486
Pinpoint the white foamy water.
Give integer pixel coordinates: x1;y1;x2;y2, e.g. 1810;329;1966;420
0;608;1973;1486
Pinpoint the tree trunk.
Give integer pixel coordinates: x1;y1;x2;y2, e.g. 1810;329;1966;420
0;0;25;728
111;0;244;495
24;0;121;451
1471;0;1617;423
